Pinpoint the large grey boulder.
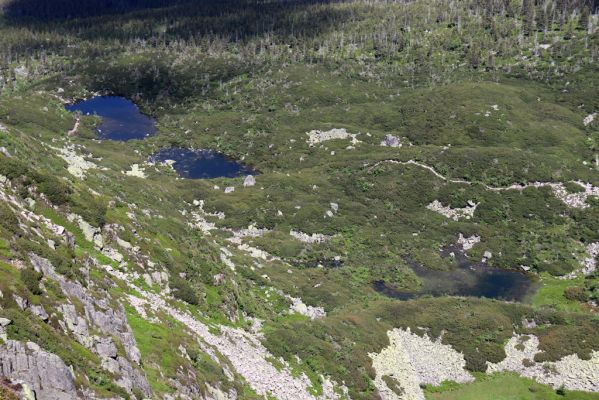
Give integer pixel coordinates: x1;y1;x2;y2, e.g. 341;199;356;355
243;175;256;187
0;340;77;400
380;134;402;148
0;318;10;342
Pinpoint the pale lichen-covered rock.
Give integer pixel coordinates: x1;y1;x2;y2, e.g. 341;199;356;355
370;328;473;400
0;340;78;400
380;134;402;148
560;241;599;279
583;112;596;126
427;200;478;221
457;234;480;251
487;334;599;392
124;164;147;178
67;214;103;248
243;175;256;187
288;296;326;320
305;128;361;147
53;145;97;179
290;230;331;244
0;318;10;341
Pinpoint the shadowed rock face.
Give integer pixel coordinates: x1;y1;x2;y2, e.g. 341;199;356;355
0;340;77;400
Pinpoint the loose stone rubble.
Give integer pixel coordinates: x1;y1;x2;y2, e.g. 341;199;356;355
487;334;599;392
427;200;478;221
101;263;344;400
124;163;147;178
491;181;599;210
561;242;599;279
288;296;326;320
583;112;596;126
306;128;361;147
370;328;473;400
457;234;481;251
290;230;332;244
188;199;225;234
53;145;97;179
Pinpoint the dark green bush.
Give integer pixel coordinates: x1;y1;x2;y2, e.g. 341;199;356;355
35;175;71;205
0;203;21;234
20;267;43;295
0;156;30;180
171;278;199;305
563;286;589;302
14;238;74;277
69;193;107;227
0;156;71;205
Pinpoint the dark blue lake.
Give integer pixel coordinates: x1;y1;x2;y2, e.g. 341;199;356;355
65;96;156;141
149;148;253;179
374;246;536;302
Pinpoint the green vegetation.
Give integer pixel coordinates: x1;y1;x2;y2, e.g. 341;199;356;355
425;373;599;400
0;0;597;398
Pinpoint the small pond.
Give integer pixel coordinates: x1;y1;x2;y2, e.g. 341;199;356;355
374;245;536;302
149;148;253;179
65;96;156;141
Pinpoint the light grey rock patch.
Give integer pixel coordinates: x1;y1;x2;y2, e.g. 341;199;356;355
52;145;97;179
380;134;402;148
290;230;332;244
370;328;473;400
457;234;480;251
427;200;478;221
583;112;596;126
306;128;361;147
0;318;10;341
288;296;326;320
0;340;78;400
13;295;28;310
560;242;599;279
30;305;49;321
243;175;256;187
67;214;103;248
123;164;146;178
487;334;599;392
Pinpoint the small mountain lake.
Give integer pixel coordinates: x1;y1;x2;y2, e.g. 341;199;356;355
149;148;253;179
65;96;156;141
374;245;537;302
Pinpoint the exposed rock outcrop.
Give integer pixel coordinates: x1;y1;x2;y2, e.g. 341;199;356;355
290;230;331;244
380;134;402;148
370;328;473;400
0;340;78;400
243;175;256;187
306;128;361;147
487;334;599;392
427;200;478;221
288;296;326;320
30;254;151;397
